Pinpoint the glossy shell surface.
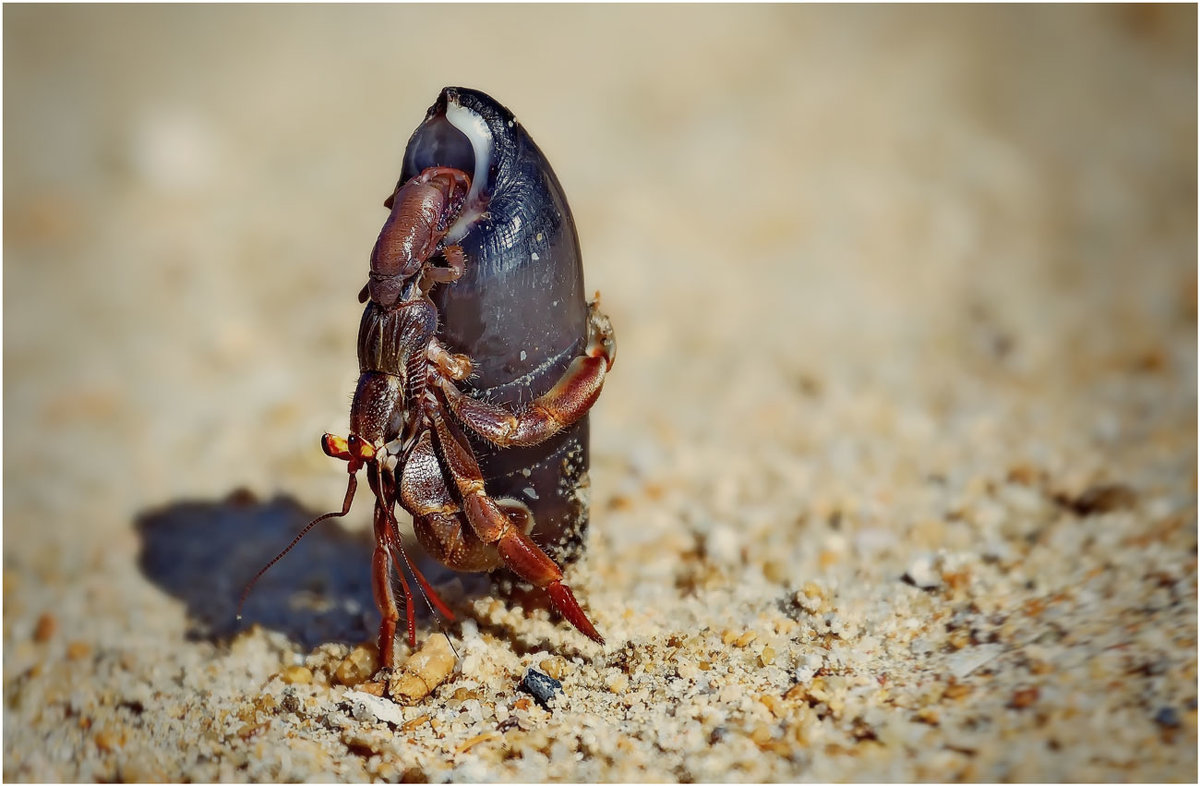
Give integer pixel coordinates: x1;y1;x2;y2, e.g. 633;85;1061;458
399;87;591;565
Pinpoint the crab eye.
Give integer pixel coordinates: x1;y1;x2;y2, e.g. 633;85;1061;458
346;434;376;461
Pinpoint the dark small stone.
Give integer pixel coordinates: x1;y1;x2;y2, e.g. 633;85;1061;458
1060;483;1137;515
517;668;562;710
280;687;301;715
117;699;145;716
1153;706;1181;728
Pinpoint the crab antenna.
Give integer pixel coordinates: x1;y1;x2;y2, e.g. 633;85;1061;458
236;472;358;621
382;499;457;622
385;526;461;659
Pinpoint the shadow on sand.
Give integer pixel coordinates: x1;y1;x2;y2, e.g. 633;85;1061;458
136;489;588;655
137;490;385;648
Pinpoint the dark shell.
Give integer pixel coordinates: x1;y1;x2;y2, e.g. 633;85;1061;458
399;87;591;566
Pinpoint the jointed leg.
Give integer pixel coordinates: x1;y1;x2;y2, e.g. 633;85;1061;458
323;430;458;665
427;338;472;381
384;166;471;209
371;501;405;670
440;301;615;448
421;244;466;288
401;429;502;573
429;408;603;644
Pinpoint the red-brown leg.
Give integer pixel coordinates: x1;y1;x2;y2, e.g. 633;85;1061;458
401;429;503;573
415;166;471;192
384;166;470;210
422;244;466;287
429;409;603;644
440;302;615;448
325;429;457;662
372;476;420;660
379;498;458;625
371;502;403;670
427;338;472;381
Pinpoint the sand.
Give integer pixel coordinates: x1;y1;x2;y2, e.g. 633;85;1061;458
4;5;1196;782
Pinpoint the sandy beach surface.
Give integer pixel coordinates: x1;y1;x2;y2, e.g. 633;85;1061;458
4;5;1196;781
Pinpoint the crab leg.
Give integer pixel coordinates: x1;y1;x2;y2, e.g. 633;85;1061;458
370;499;406;669
400;428;502;573
428;407;603;644
439;303;615;448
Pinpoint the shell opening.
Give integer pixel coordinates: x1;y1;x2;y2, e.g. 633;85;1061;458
403;96;492;243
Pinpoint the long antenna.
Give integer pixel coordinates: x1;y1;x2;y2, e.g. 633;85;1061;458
386;523;460;659
236;473;358;621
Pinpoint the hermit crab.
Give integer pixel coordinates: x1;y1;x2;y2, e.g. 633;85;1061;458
243;87;614;668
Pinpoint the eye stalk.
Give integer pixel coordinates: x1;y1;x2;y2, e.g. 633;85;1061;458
322;432;376;472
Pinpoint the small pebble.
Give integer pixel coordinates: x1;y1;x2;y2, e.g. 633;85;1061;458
706;526;741;565
280;688;302;715
33;613;56;643
401;714;430;732
344;690;406;726
280;665;313;685
761;558;788;584
1153;706;1181;728
605;672;629;694
455;731;499;754
948;644;1003;679
237;721;270;740
518;668;563;710
539;656;567;681
795;582;829;613
452;687;480;702
93;726;124;752
902;555;942;590
1065;483;1137;515
335;644;380;686
758;693;783;717
389;633;457;704
1009;686;1039;709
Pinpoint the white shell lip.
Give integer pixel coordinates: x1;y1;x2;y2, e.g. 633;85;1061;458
443;97;492;243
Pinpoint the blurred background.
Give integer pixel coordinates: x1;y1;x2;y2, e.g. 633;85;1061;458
7;2;1193;541
4;5;1195;780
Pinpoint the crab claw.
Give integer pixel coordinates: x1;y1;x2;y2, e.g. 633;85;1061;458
545;581;604;644
493;523;604;645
